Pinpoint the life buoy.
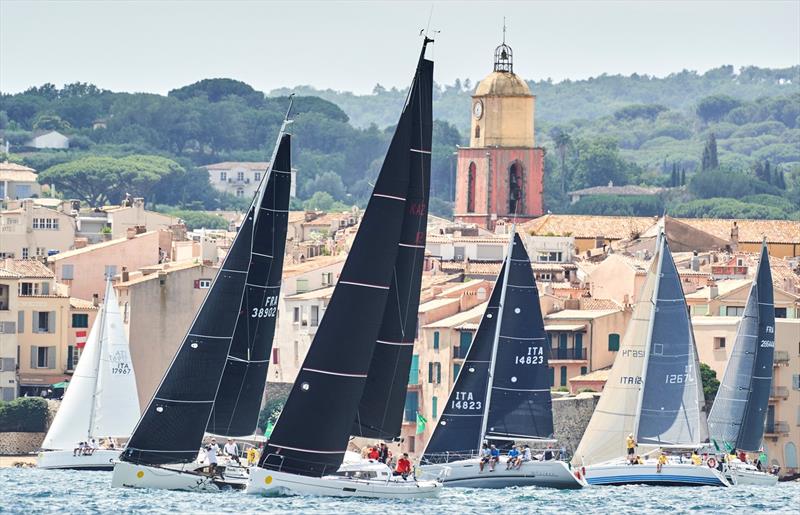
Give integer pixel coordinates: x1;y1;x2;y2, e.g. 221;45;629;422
707;458;717;468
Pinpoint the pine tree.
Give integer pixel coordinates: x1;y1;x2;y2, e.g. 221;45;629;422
702;144;711;172
680;168;686;186
708;133;719;170
754;161;765;181
671;163;677;187
763;160;772;185
775;170;786;190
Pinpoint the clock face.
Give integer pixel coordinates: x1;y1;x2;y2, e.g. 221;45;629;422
473;100;483;120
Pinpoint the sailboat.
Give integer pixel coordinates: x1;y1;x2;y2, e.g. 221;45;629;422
708;241;778;486
111;107;293;492
575;232;729;487
38;278;139;470
418;231;584;489
245;38;441;499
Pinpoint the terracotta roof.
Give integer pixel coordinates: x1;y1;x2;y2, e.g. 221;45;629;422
569;367;611;382
569;185;664;196
545;309;620;320
684;279;752;300
0;161;36;173
282;255;346;277
423;302;487;329
427;234;509;245
524;214;656;240
288;211;306;224
302;212;355;227
680;218;800;244
204;162;270;170
70;297;98;310
579;298;622;310
0;162;38;182
0;259;54;278
418;297;460;313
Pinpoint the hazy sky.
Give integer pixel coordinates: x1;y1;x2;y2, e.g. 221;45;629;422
1;1;799;95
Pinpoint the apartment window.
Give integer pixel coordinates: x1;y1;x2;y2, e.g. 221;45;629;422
296;279;309;293
409;355;419;385
237;171;245;181
453;246;466;261
560;366;568;387
61;264;74;280
31;346;55;369
0;285;9;311
774;307;787;319
32;218;59;230
580;366;588;375
21;247;29;259
428;362;441;384
36;247;46;257
432;396;439;419
792;374;799;391
404;391;418;422
236;189;244;197
34;311;54;333
310;305;319;327
19;282;39;296
714;337;726;349
17;311;24;333
692;305;709;316
293;307;300;324
321;272;332;286
72;314;89;328
608;333;620;352
40;282;49;295
272;348;280;365
453;363;461;380
293;341;300;367
254;172;261;181
537;272;553;281
726;306;746;317
538;252;563;263
198;279;212;289
433;331;440;351
67;345;74;370
0;252;14;258
220;171;227;181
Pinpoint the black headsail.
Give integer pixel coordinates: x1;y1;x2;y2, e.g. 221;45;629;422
121;116;293;466
422;233;551;464
258;39;434;477
352;41;433;440
207;132;292;436
708;243;776;454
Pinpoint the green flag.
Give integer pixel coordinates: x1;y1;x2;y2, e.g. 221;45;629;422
265;420;275;438
416;412;427;435
759;451;768;464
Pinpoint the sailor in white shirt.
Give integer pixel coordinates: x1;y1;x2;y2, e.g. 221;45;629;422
223;439;240;464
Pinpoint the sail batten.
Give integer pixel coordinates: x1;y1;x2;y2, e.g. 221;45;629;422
121;128;291;465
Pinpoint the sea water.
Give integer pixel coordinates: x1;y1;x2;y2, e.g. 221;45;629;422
2;468;799;514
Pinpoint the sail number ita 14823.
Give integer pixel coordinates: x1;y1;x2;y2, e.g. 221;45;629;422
451;391;482;411
515;346;544;365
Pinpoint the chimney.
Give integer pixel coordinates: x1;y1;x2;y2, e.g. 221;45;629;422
565;298;580;310
691;250;700;272
730;221;739;252
73;238;88;249
121;266;129;282
707;281;718;300
126;227;137;239
92;293;99;307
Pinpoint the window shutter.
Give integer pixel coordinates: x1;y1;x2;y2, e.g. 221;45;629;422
719;306;727;316
32;311;39;333
62;264;74;280
428;362;433;383
17;311;24;333
194;279;200;288
48;311;56;333
30;346;38;368
437;363;441;384
47;347;55;369
41;282;50;295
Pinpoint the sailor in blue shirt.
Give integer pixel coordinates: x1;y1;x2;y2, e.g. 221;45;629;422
489;444;500;472
506;446;520;470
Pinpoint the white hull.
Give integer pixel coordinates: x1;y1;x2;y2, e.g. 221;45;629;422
111;461;247;492
37;449;120;470
584;461;730;487
421;457;585;489
246;467;442;499
727;464;779;486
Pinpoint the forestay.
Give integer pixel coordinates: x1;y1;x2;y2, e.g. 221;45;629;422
122;128;292;466
259;40;434;478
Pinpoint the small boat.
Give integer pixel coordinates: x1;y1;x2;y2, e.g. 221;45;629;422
708;241;778;486
112;107;293;492
38;278;139;470
574;231;729;487
246;37;441;500
418;231;584;489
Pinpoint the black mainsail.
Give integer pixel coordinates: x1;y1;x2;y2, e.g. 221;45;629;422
708;242;775;452
121;121;292;466
635;234;707;447
422;233;552;464
352;41;433;440
258;40;434;478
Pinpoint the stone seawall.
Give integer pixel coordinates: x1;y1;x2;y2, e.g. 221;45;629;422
0;432;45;455
552;393;600;457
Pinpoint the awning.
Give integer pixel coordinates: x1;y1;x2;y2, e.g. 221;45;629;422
544;324;587;332
17;373;70;386
51;381;70;388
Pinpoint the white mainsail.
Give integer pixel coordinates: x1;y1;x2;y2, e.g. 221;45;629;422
41;279;139;450
572;250;659;466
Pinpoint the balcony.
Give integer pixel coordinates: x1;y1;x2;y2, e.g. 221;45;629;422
549;347;587;361
764;420;790;436
774;350;789;366
770;386;789;400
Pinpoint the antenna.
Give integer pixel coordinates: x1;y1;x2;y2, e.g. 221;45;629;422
502;16;507;44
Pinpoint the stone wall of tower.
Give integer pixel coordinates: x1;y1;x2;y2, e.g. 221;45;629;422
470;94;535;148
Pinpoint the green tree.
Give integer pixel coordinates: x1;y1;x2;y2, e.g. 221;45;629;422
570;137;632;190
701;133;719;171
697;94;743;123
700;363;720;405
32;114;70;131
551;129;572;194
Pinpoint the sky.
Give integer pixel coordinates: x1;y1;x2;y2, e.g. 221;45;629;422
1;0;799;95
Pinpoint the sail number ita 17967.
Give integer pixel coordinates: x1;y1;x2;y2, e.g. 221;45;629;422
515;346;544;365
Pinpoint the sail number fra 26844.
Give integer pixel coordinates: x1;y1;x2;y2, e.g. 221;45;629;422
515;346;544;365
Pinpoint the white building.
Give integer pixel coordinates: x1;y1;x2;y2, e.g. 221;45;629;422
205;162;297;200
25;130;70;150
0;161;41;200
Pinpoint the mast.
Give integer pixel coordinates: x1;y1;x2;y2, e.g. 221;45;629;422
632;229;663;441
86;277;111;439
477;225;515;450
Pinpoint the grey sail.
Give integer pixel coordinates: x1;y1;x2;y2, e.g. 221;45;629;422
737;243;775;451
636;236;707;446
707;278;759;449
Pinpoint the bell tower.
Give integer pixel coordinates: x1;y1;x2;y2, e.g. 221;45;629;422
454;30;544;230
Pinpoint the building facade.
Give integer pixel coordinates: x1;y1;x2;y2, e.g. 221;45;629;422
0;161;42;200
0;200;77;259
453;39;545;229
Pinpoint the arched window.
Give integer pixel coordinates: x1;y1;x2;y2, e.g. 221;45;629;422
467;162;476;213
508;161;524;214
474;125;480;139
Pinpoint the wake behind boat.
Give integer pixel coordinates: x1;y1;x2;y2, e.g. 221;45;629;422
418;231;584;490
708;241;778;486
246;37;441;499
112;106;293;492
38;278;139;470
575;229;729;487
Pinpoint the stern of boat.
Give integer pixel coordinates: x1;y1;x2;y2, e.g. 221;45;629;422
37;449;119;470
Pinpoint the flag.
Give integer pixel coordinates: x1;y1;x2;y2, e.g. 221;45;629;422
712;439;720;452
75;330;87;349
416;412;427;435
265;420;274;438
759;451;768;464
